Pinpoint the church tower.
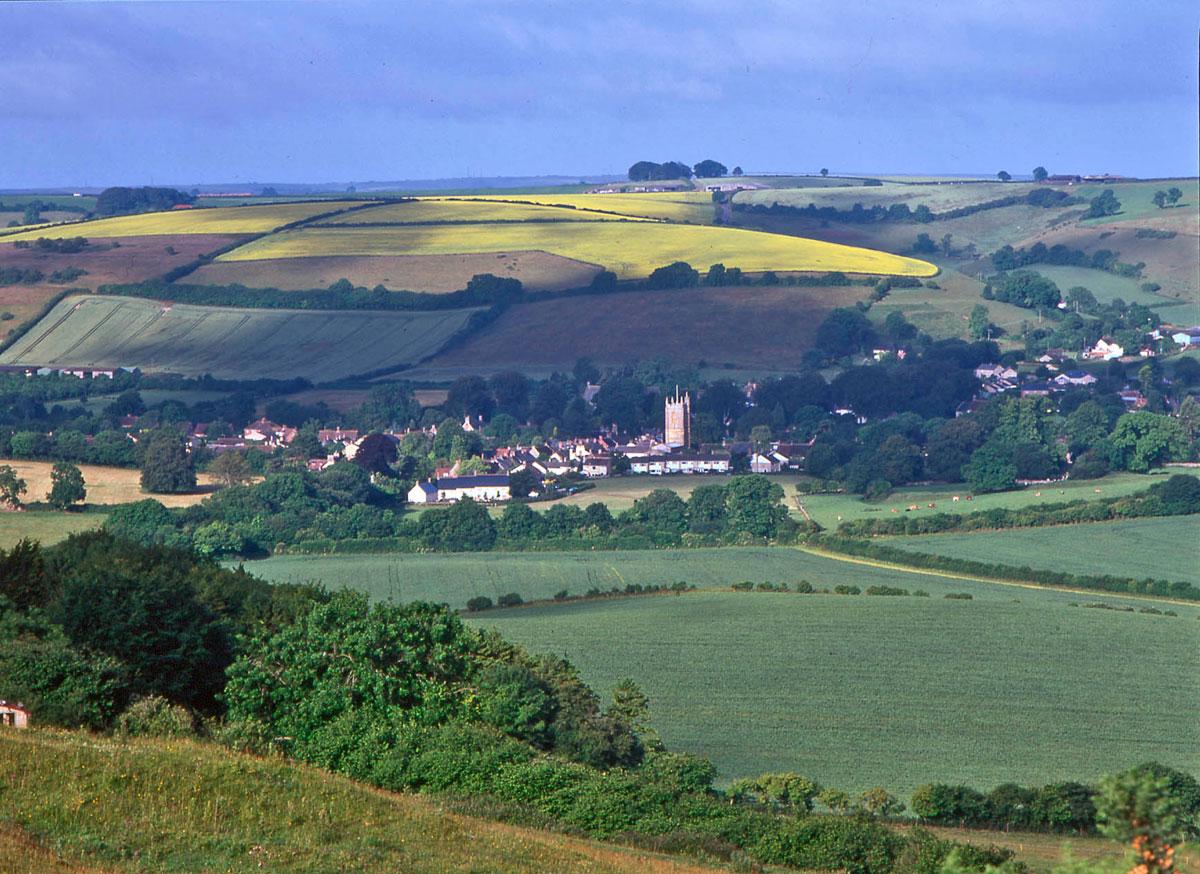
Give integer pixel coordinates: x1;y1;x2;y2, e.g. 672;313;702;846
664;386;691;448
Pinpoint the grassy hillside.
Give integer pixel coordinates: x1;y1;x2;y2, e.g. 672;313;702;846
887;515;1200;585
0;511;105;550
0;730;717;874
473;587;1200;793
0;295;480;381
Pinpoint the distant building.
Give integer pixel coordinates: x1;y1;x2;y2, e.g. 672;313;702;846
627;450;729;475
664;387;691;448
1084;339;1124;361
0;700;30;729
407;474;511;504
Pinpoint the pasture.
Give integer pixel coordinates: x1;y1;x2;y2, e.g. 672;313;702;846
735;180;1040;213
517;469;1166;527
186;250;601;293
215;221;938;280
1076;179;1197;226
0;201;370;241
0;510;105;549
0;234;242;327
1;460;219;508
1024;264;1169;306
795;470;1171;527
888;515;1200;585
0;295;480;382
472;587;1199;793
421;284;869;374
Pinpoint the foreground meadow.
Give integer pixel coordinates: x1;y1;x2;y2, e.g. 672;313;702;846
0;730;715;874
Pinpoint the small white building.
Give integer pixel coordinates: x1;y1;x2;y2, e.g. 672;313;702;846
1084;339;1124;361
407;474;511;504
627;452;730;475
0;700;30;729
1054;370;1098;387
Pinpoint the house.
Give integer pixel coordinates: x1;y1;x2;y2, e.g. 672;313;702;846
243;418;297;446
318;428;359;445
627;450;730;476
1054;370;1098;387
974;364;1019;381
1118;389;1148;410
750;452;782;474
581;455;612;478
1020;381;1057;397
407;474;511;504
1171;327;1200;347
1037;349;1070;365
1084;339;1124;361
581;383;602;404
0;700;30;729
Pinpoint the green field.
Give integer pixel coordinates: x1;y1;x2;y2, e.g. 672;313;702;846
1025;265;1170;307
531;470;1169;528
795;470;1173;528
735;181;1039;213
888;515;1200;585
0;511;104;549
472;587;1200;794
0;295;481;382
241;544;1200;794
1076;179;1197;226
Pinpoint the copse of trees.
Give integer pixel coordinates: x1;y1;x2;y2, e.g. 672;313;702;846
95;186;194;216
627;160;694;182
1083;188;1122;219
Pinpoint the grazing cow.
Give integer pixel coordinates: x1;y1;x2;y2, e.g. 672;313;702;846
1035;491;1042;497
908;504;919;511
965;495;973;501
952;495;960;502
1094;488;1102;493
928;502;936;509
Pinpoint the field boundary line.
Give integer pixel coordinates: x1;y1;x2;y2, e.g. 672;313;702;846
794;543;1199;607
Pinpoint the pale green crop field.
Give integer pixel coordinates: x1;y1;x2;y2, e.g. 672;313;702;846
475;587;1199;793
0;295;480;382
1025;265;1170;307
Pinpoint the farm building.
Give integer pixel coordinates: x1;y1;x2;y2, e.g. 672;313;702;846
0;701;30;729
407;474;511;504
1084;339;1124;361
1171;327;1200;347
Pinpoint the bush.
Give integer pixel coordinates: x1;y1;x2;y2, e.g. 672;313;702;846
465;596;494;612
497;592;524;608
944;593;973;600
115;695;196;738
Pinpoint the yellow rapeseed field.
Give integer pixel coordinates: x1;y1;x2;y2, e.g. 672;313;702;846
216;221;938;278
323;198;650;224
0;201;371;241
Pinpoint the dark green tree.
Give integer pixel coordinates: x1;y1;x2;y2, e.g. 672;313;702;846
139;430;196;494
47;462;86;510
1032;166;1049;182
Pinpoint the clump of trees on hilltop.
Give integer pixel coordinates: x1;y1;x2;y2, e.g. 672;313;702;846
627;159;732;181
94;186;194;216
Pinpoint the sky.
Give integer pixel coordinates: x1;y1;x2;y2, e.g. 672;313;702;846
1;0;1197;188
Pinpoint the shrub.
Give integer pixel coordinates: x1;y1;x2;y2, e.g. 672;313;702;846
466;596;494;612
497;592;524;608
115;695;196;738
944;593;974;600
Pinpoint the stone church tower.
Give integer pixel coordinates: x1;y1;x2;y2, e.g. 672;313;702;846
664;386;691;448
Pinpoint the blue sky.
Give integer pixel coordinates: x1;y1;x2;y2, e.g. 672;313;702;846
1;0;1196;187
